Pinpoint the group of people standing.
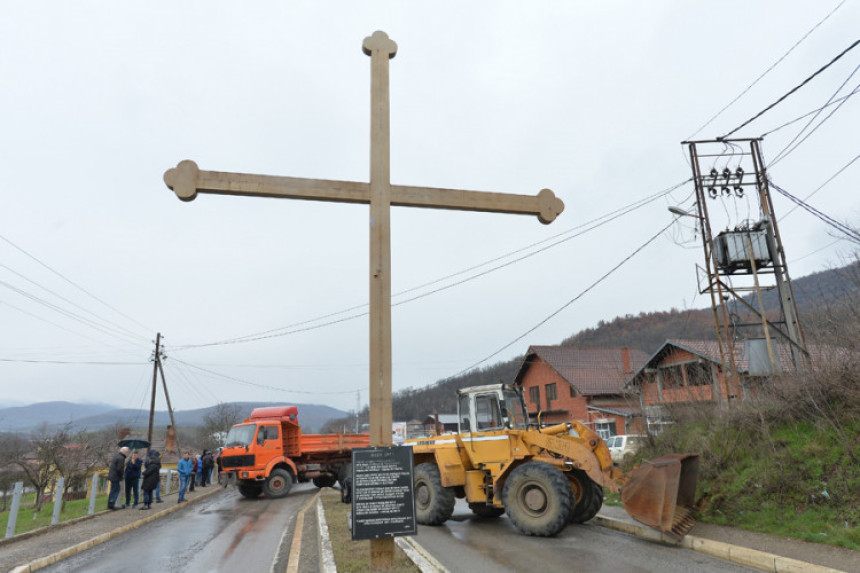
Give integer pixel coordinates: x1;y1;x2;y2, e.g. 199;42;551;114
107;446;220;509
107;447;163;510
176;450;216;502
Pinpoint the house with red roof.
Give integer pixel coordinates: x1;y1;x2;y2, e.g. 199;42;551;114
624;339;845;433
513;345;648;438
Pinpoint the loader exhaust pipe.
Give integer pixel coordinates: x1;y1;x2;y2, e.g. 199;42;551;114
621;453;699;540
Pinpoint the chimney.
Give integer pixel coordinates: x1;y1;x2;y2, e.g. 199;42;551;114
621;347;631;375
165;425;176;454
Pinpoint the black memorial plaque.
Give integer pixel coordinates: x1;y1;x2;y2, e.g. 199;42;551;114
350;446;416;540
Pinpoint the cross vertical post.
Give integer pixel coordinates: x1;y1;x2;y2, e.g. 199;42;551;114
163;30;564;568
363;32;397;453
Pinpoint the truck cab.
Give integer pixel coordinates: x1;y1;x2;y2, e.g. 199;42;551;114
457;384;530;433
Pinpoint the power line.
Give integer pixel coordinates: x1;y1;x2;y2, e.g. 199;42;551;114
780;152;860;220
768;66;860;167
720;37;860;139
172;180;691;350
770;181;860;243
761;85;860;137
169;357;363;395
452;218;678;376
687;0;847;140
0;232;154;335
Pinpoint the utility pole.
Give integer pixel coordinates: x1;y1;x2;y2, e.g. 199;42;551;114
146;332;161;449
680;138;809;403
147;332;181;455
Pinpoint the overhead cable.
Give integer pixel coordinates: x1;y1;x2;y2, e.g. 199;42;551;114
687;0;847;140
172;180;691;350
451;218;678;376
0;232;154;336
770;181;860;243
720;37;860;139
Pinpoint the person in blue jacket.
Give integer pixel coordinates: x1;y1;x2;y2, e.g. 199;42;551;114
177;451;194;503
123;451;143;508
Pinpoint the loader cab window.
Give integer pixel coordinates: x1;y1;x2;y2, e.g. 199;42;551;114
458;394;471;433
501;388;529;429
475;394;503;430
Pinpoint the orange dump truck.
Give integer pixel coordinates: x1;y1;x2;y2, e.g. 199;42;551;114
220;406;369;499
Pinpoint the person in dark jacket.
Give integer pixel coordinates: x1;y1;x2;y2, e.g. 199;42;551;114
107;446;129;510
201;451;214;486
123;451;143;508
140;450;161;510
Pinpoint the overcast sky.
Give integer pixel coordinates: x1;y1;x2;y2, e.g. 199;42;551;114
1;1;858;418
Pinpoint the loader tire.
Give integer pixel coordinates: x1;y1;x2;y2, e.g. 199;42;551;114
414;463;455;525
469;502;505;518
313;475;337;488
263;468;293;499
237;482;263;499
567;469;603;523
503;462;572;537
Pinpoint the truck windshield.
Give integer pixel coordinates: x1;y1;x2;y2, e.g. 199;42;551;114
224;424;257;448
501;389;529;429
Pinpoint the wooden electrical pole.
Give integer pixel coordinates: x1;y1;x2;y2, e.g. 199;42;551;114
146;332;161;449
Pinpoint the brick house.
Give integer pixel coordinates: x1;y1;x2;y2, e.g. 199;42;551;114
513;345;647;438
624;339;840;433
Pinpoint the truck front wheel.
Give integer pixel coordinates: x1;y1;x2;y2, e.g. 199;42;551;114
237;482;263;499
263;468;293;498
414;463;455;525
502;462;572;536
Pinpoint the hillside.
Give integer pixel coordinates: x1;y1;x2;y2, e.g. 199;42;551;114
0;401;347;435
335;258;859;427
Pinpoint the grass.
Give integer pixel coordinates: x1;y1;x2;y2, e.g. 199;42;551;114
319;488;420;573
0;491;109;537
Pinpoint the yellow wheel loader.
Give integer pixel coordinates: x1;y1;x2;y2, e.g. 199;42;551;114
407;384;698;538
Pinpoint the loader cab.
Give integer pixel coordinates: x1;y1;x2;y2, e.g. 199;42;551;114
457;384;529;434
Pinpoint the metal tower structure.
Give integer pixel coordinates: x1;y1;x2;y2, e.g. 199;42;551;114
681;138;809;399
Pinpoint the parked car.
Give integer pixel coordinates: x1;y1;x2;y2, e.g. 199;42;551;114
606;434;646;464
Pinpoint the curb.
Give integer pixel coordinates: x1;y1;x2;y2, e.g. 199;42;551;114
9;487;224;573
593;516;847;573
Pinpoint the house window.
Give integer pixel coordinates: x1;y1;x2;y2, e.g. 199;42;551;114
569;385;576;398
685;362;711;386
662;366;684;388
595;421;617;439
546;383;557;409
529;386;540;407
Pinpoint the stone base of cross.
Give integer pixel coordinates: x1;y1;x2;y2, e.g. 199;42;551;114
164;30;563;566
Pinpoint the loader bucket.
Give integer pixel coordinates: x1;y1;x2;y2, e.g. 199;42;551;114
621;453;699;540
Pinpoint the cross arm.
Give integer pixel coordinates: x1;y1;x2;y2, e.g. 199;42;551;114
164;160;564;223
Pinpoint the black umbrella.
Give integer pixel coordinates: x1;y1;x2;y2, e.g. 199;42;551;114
118;437;151;450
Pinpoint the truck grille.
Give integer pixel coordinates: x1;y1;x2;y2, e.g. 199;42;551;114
221;454;255;469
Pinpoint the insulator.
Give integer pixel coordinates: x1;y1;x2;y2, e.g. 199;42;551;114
708;187;718;198
709;168;718;178
734;186;744;198
722;168;731;181
722;186;731;196
735;167;744;178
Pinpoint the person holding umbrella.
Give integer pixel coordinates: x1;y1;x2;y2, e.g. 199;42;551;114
123;451;142;508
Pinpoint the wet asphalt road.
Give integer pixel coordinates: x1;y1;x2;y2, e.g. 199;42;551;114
413;499;758;573
42;484;318;573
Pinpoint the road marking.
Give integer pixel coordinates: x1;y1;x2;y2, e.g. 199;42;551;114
284;493;319;573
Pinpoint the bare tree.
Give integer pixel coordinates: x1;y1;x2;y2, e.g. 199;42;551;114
196;403;243;453
3;423;70;510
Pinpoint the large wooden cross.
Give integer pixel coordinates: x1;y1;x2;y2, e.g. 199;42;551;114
164;26;563;456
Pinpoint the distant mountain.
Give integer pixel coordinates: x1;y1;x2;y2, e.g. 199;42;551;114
0;401;116;432
0;401;348;434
